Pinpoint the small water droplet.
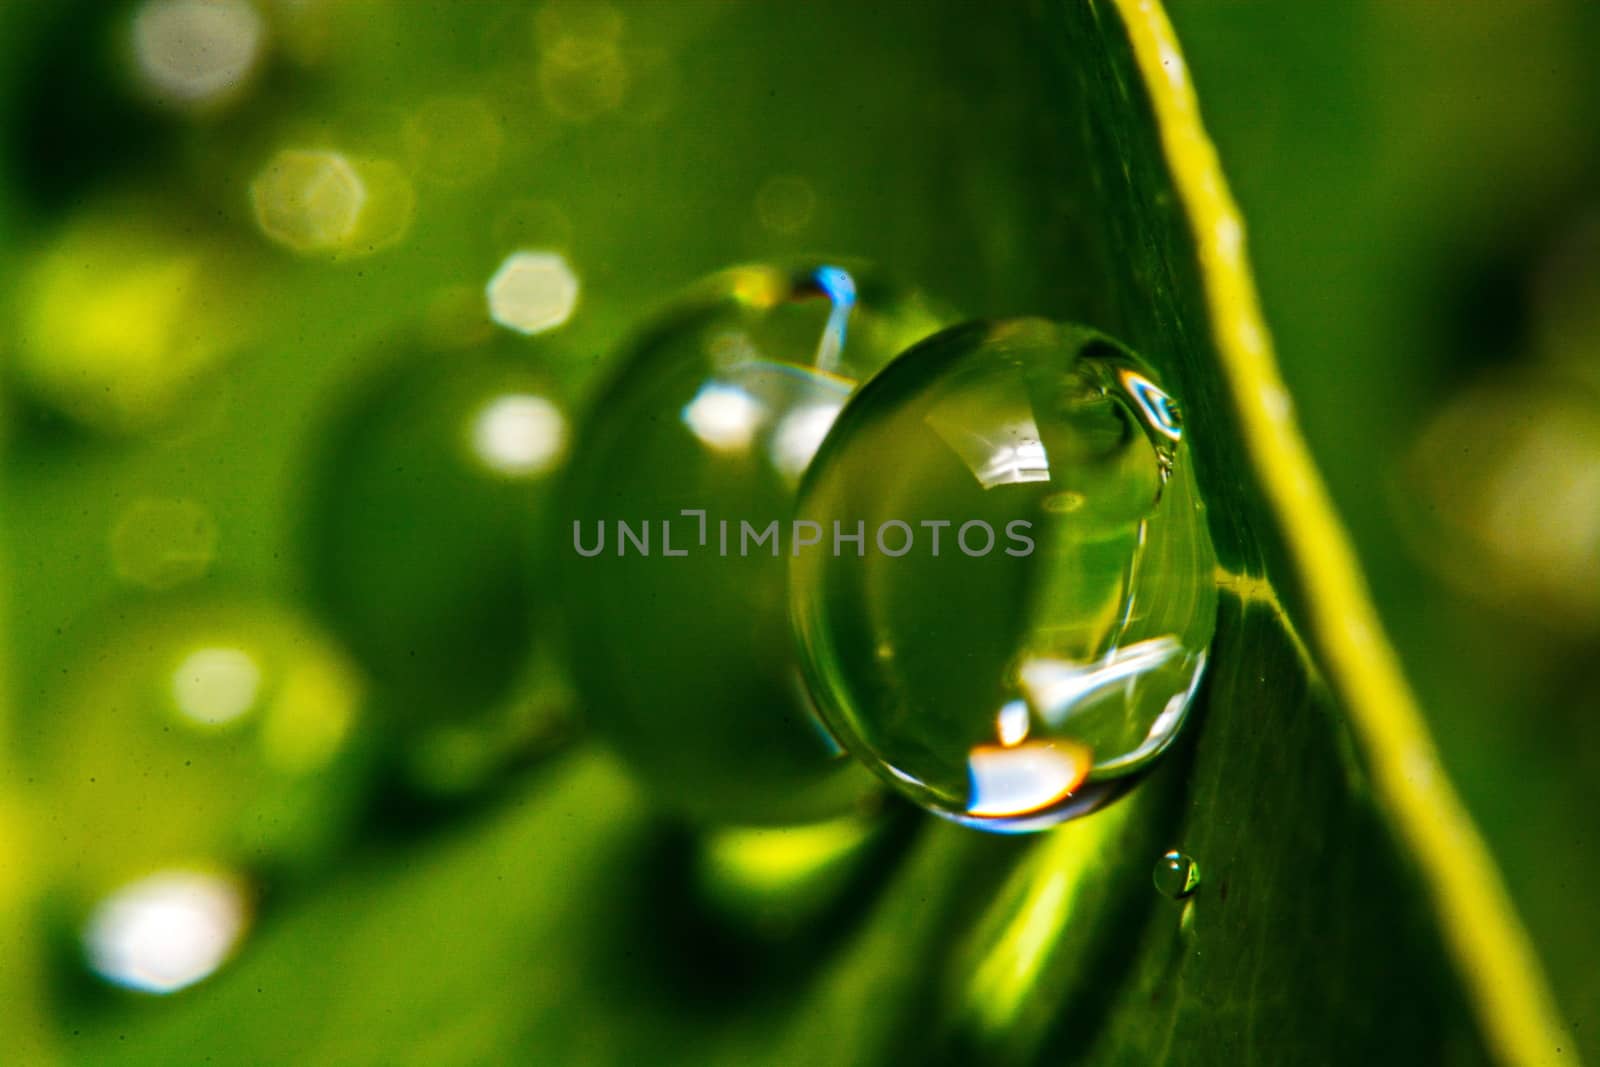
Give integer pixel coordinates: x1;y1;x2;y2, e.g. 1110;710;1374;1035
792;319;1217;832
558;262;947;825
1153;849;1200;899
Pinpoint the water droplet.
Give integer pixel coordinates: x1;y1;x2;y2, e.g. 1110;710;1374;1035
27;600;366;900
1153;849;1200;899
558;262;947;825
792;319;1217;832
302;340;573;795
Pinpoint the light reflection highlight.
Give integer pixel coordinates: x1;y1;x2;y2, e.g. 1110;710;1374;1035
83;869;251;995
1017;636;1183;728
469;394;568;478
681;382;766;453
770;401;844;482
996;699;1031;747
486;251;580;335
966;739;1092;818
928;412;1051;489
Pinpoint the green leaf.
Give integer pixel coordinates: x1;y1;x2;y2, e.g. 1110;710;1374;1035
3;1;1572;1065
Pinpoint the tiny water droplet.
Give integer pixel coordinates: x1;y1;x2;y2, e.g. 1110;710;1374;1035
1153;849;1201;899
558;262;947;825
792;319;1217;832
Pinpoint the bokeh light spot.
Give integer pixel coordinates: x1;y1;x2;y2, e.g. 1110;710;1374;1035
681;382;765;453
486;251;580;334
469;394;568;478
171;647;262;729
19;212;250;433
83;869;251;995
251;148;367;253
131;0;264;110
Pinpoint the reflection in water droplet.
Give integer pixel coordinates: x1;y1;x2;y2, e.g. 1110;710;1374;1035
486;250;580;335
996;699;1030;747
83;868;251;994
110;497;218;590
793;319;1218;832
1153;849;1200;899
682;381;767;453
130;0;264;111
559;262;947;825
967;740;1092;818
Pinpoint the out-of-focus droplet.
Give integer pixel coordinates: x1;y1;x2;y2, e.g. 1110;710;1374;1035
558;262;947;825
792;319;1218;832
756;175;817;236
1153;849;1200;899
130;0;264;112
15;204;255;434
28;600;367;898
486;250;580;335
342;157;415;255
403;95;504;186
249;150;412;257
533;0;624;53
303;340;573;795
536;5;628;124
618;47;676;125
109;497;218;590
82;868;251;994
1399;374;1600;627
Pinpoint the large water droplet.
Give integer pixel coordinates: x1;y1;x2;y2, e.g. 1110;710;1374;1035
558;262;947;825
791;319;1217;832
302;338;573;796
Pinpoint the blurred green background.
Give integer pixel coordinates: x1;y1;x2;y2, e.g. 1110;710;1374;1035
1;0;1597;1063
